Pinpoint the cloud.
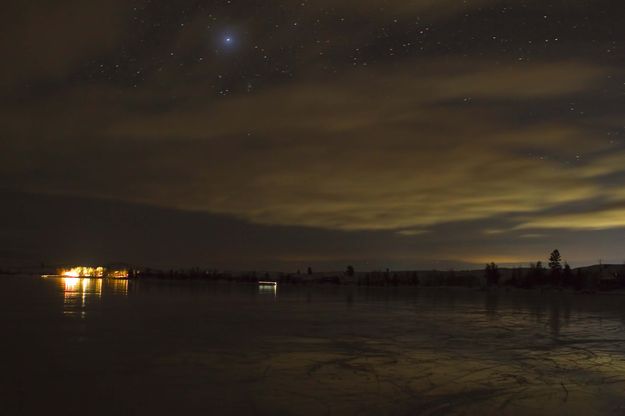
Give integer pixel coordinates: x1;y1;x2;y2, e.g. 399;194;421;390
511;149;625;231
578;151;625;179
518;206;625;231
396;229;430;236
0;0;128;88
1;58;615;234
108;59;606;140
2;0;624;268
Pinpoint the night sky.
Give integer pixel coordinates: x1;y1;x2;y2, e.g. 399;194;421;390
2;1;625;270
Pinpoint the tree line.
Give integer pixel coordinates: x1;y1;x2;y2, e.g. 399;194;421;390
110;250;625;291
485;249;625;291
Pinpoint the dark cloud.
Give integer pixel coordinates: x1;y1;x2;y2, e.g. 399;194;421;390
1;0;625;268
0;0;130;89
2;59;613;229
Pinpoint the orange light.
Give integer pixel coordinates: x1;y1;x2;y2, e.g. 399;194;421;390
108;269;129;279
58;266;105;278
63;277;80;291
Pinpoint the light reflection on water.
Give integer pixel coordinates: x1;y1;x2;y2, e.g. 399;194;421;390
258;283;277;298
56;277;127;317
4;277;625;415
107;278;128;294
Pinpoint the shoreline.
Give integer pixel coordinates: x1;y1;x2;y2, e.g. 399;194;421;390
4;273;625;296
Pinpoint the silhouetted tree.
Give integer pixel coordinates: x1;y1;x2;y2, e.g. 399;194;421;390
307;266;313;275
549;249;563;285
548;249;562;270
485;262;500;286
346;265;355;277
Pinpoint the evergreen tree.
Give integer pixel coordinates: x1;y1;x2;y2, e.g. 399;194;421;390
549;249;562;271
549;249;563;285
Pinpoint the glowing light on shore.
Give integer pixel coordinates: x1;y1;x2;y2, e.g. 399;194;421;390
56;266;128;278
59;266;105;278
108;269;129;279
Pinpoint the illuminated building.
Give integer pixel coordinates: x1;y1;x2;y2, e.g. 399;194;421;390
56;266;131;279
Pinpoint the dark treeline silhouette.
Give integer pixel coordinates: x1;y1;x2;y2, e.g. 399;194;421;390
134;266;465;287
16;248;624;292
485;262;500;287
494;249;625;292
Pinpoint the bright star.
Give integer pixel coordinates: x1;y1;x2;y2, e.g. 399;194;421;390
215;32;237;51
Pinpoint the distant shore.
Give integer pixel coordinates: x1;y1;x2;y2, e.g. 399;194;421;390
3;262;625;293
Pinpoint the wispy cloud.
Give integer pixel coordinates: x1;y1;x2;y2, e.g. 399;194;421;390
1;59;615;234
518;206;625;231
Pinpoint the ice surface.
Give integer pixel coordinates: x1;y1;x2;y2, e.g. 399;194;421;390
1;276;625;415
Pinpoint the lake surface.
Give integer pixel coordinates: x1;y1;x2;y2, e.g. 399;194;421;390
2;275;625;415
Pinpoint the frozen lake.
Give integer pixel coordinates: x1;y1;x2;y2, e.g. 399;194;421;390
2;275;625;415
